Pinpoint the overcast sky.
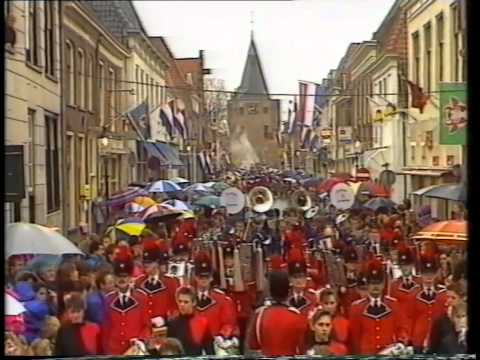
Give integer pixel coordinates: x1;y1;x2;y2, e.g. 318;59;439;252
133;0;395;99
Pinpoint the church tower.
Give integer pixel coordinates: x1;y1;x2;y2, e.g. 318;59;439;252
228;32;281;168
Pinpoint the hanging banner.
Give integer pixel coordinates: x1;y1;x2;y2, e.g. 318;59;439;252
439;82;467;145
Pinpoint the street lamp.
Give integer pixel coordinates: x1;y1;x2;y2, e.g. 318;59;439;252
354;140;362;169
99;130;110;219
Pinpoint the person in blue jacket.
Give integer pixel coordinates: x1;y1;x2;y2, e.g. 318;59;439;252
85;269;116;326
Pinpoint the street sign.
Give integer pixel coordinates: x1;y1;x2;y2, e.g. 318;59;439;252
330;182;355;210
379;170;396;187
220;187;246;214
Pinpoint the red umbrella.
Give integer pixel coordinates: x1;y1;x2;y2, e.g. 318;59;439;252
316;178;344;194
412;220;467;245
141;204;172;221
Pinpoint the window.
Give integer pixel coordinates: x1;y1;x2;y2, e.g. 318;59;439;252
140;69;144;100
135;65;140;103
45;1;56;76
155;82;159;107
436;13;445;82
87;56;93;111
239;107;244;115
45;114;60;213
411;145;416;161
451;3;464;81
77;49;85;109
264;125;269;139
186;73;193;85
27;109;36;190
432;156;440;166
447;155;455;166
424;23;432;92
145;74;150;100
65;41;75;105
26;1;39;65
412;32;420;84
99;61;105;125
263;107;268;114
109;68;115;130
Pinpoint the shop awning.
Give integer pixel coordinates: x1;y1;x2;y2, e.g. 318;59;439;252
396;167;451;177
143;142;167;162
154;143;184;167
411;185;441;196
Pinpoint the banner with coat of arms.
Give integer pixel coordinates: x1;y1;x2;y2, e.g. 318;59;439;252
439;83;467;145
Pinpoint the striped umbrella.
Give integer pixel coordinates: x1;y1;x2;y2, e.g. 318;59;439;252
106;187;148;207
141;204;173;220
149;180;181;193
162;199;192;212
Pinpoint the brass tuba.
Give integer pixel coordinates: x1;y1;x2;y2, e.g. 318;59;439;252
248;186;273;213
291;189;312;211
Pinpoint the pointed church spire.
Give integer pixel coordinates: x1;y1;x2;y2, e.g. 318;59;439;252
237;16;270;100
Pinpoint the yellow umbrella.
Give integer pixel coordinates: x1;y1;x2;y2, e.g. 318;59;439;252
133;196;156;208
180;211;196;220
115;223;146;236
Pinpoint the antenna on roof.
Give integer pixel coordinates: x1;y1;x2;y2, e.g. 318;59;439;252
250;11;255;38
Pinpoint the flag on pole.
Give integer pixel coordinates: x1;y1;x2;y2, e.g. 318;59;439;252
160;102;174;138
407;80;430;113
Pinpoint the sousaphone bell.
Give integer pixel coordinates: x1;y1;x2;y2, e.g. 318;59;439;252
248;186;273;213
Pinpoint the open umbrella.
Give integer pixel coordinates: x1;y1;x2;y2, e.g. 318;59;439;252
364;197;397;211
6;223;83;258
141;204;173;220
124;202;145;214
133;196;156;208
149;180;181;193
423;183;466;202
412;220;467;245
184;183;212;193
5;293;26;316
301;177;323;189
162;199;192;212
144;210;184;224
194;195;221;209
115;223;146;237
170;177;190;184
212;182;230;193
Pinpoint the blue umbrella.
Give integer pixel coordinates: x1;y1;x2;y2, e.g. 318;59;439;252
149;180;181;193
423;183;466;202
193;195;221;209
301;177;323;188
364;197;397;211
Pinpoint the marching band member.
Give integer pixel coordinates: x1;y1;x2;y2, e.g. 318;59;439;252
247;271;308;356
134;240;179;321
338;246;362;317
167;286;214;356
409;252;449;352
390;244;422;333
192;252;239;340
305;309;348;355
286;249;319;317
102;246;151;355
349;259;409;355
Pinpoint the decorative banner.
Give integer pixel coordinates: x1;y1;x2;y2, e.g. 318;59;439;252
439;82;467;145
220;187;246;214
330;182;355;210
127;101;150;140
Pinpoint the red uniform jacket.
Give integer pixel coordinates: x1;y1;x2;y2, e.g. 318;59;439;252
408;286;449;349
339;284;362;317
173;220;197;247
102;289;152;355
332;314;350;344
287;288;319;318
284;228;306;251
195;288;238;338
307;258;327;289
226;282;257;336
135;274;179;320
349;296;409;355
249;303;309;356
389;275;422;333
